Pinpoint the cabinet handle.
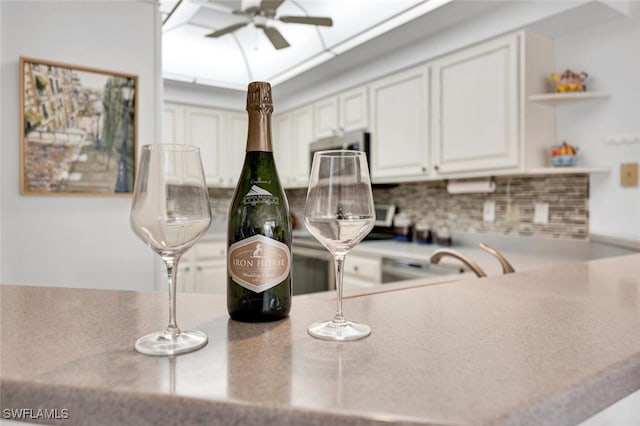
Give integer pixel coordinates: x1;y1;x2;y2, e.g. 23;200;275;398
354;266;359;271
433;165;438;172
197;266;202;271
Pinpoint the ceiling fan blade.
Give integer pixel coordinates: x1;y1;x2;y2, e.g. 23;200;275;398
278;16;333;27
260;0;285;13
261;25;290;49
206;21;249;37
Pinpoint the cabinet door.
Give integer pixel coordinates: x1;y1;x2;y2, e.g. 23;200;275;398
344;254;382;283
178;262;196;292
194;260;227;294
343;275;379;291
313;97;339;139
431;34;520;175
185;106;225;185
272;112;293;185
225;112;247;186
339;86;368;131
370;66;430;181
290;105;313;186
162;103;184;145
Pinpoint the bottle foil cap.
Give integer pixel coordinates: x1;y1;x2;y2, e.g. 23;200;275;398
246;81;273;113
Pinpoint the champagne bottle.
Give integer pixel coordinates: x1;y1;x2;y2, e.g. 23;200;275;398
227;81;292;322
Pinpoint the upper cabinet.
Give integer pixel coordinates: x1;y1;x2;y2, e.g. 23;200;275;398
167;31;561;188
430;32;555;178
312;85;370;139
162;102;247;187
313;97;339;139
369;65;430;182
185;106;225;185
224;112;248;186
161;103;184;145
272;104;313;188
338;86;369;132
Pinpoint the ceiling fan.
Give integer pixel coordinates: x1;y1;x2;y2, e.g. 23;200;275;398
204;0;333;50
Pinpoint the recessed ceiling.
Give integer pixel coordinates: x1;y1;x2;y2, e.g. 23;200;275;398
161;0;453;90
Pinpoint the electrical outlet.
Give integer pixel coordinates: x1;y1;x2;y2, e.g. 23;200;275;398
483;200;495;223
534;202;549;225
621;163;638;187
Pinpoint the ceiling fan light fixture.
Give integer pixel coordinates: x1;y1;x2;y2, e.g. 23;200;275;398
203;0;333;49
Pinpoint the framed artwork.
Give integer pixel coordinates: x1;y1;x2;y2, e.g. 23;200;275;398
20;57;138;195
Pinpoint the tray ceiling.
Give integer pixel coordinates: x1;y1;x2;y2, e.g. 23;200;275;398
161;0;452;90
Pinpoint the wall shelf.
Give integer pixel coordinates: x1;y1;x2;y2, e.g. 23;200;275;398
369;167;610;185
521;167;610;175
528;92;610;104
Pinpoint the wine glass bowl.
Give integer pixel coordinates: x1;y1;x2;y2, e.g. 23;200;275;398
304;150;375;341
130;144;212;356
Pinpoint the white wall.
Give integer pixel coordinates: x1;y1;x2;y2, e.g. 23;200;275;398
555;5;640;239
0;0;161;290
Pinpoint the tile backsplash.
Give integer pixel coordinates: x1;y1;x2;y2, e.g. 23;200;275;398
210;174;589;240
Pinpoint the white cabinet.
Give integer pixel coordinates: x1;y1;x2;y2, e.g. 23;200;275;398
161;103;184;145
431;32;555;177
313;97;339;139
272;112;293;183
192;240;227;294
369;65;430;182
162;103;247;187
313;86;369;139
193;260;227;294
339;86;369;132
224;112;248;186
272;105;313;187
169;239;227;294
343;254;382;290
185;106;225;185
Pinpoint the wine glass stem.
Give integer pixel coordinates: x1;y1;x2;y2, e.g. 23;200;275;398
333;254;346;324
164;256;181;336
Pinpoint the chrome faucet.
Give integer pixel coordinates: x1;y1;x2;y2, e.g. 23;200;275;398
479;243;516;274
430;248;487;278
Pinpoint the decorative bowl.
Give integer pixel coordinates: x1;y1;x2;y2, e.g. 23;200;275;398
552;154;578;167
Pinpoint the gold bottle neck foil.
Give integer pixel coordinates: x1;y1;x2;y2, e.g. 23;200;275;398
246;81;273;152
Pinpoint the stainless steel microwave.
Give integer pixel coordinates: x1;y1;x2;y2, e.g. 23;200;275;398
309;130;370;167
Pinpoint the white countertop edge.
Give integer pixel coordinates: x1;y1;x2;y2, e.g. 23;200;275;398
590;233;640;251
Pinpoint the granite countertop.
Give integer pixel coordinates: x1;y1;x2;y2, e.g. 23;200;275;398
349;232;637;277
2;254;640;425
351;239;588;276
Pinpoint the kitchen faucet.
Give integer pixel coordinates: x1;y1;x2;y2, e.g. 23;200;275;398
430;249;487;278
430;243;516;278
479;243;516;274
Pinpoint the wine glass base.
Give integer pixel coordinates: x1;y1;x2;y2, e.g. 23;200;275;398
307;319;371;341
135;329;208;356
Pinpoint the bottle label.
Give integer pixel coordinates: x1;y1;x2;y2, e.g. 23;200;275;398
241;181;279;206
228;235;291;293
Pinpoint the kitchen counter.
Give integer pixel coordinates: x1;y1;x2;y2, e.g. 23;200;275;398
2;254;640;425
349;232;636;277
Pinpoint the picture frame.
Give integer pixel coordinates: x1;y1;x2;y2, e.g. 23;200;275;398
20;57;138;196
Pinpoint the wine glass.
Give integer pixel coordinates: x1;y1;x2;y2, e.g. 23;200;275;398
304;150;375;341
130;144;212;356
